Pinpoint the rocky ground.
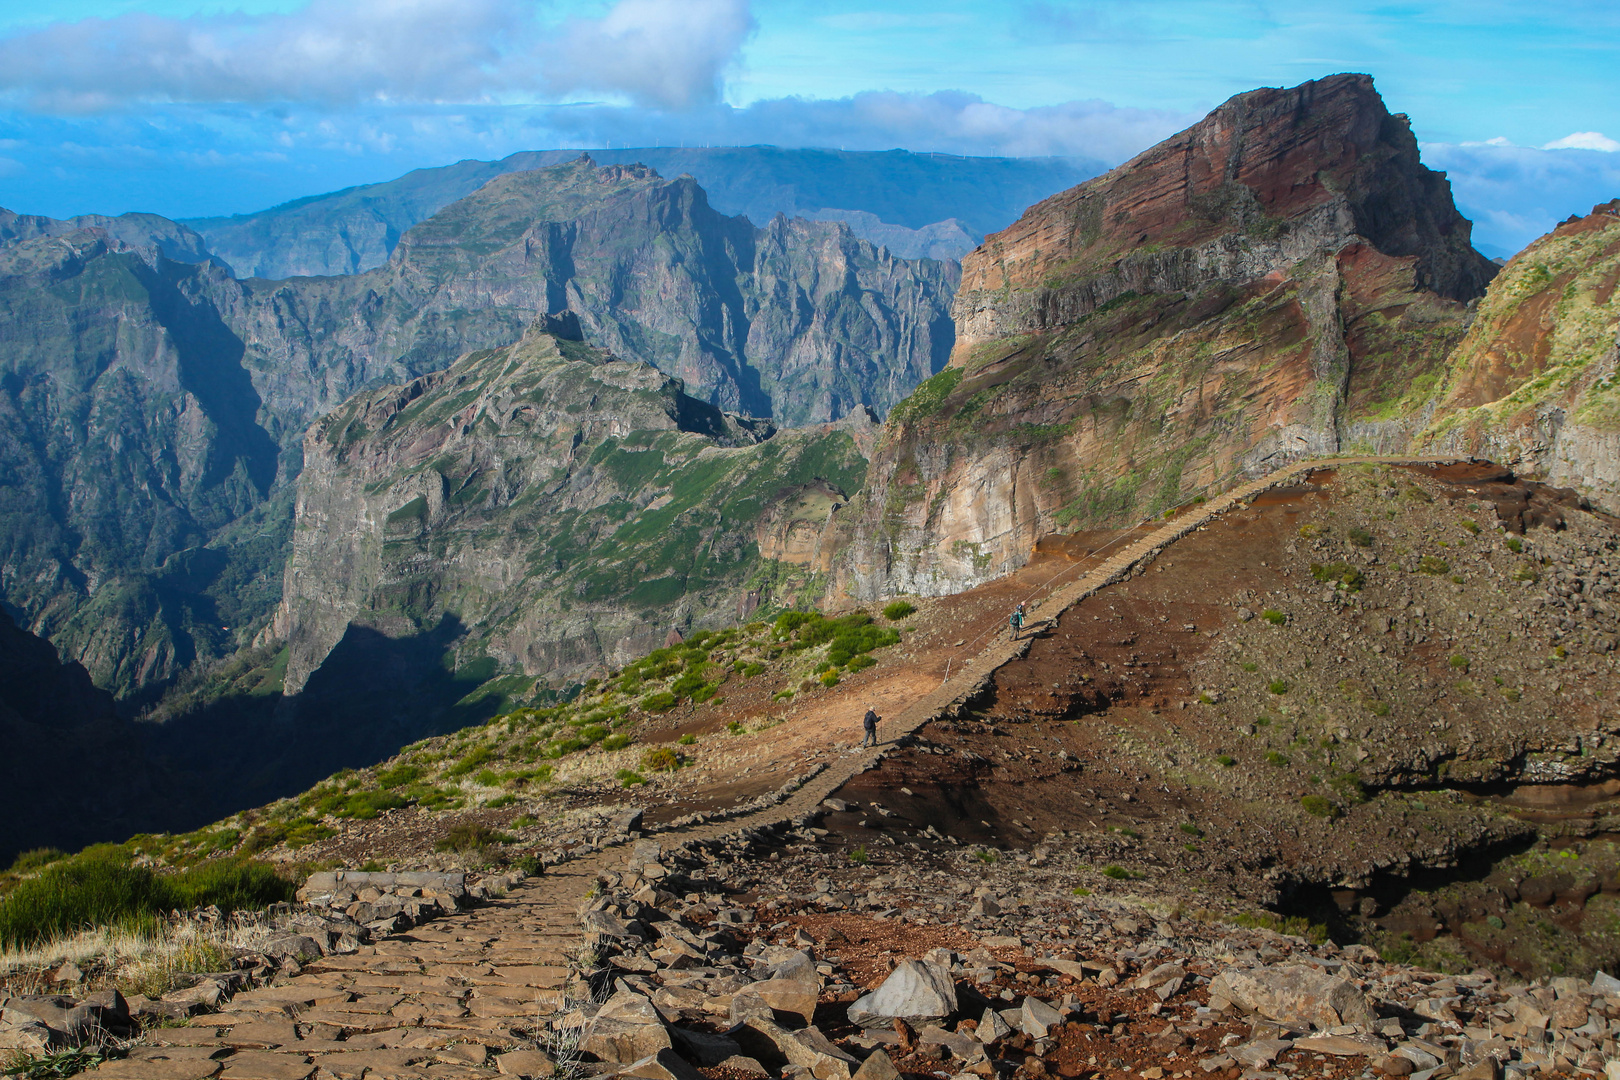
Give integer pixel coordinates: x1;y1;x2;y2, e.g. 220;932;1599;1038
15;459;1620;1079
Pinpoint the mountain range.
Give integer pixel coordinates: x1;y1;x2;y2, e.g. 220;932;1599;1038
2;74;1618;863
182;147;1099;278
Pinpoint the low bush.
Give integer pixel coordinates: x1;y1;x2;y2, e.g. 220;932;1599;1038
882;600;917;621
616;769;647;787
820;670;840;687
1347;527;1374;547
1262;609;1287;626
601;733;632;751
641;746;680;773
1310;562;1365;592
1101;865;1132;880
640;691;678;712
376;764;423;790
1300;794;1339;819
677;733;697;745
1267;679;1289;695
1416;555;1451;575
1216;754;1236;767
434;824;512;853
846;654;877;672
1505;536;1523;553
0;848;292;948
6;849;65;876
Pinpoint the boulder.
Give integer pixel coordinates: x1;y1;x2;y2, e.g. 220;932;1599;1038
847;960;957;1027
580;1018;674;1064
734;979;818;1024
851;1051;900;1080
1018;996;1062;1039
976;1008;1012;1046
1207;965;1377;1030
494;1050;556;1077
612;1049;704;1080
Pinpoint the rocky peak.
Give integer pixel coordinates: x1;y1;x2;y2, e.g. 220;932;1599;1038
953;73;1496;360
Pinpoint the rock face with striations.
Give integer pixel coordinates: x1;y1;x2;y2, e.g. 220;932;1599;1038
834;73;1499;600
0;159;950;698
274;321;867;694
1415;200;1620;509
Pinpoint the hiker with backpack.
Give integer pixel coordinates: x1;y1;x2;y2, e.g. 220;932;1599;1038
861;707;880;747
1010;602;1026;640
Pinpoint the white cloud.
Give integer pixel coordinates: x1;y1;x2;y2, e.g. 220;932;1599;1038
1421;138;1620;256
1543;131;1620;152
0;0;752;113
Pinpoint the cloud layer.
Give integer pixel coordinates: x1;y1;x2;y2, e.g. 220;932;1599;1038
0;0;754;112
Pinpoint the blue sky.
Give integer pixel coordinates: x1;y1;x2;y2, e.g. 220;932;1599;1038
0;0;1615;255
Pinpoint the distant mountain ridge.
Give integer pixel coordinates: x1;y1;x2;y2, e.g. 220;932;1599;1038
181;146;1099;277
0;157;954;701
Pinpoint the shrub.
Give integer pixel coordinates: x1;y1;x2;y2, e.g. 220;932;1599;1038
677;733;696;745
738;662;767;678
1262;610;1286;626
1310;562;1365;592
820;670;840;688
1216;754;1236;767
434;824;513;853
1461;519;1480;535
0;849;292;948
615;769;647;787
1368;700;1390;716
974;850;998;865
1180;823;1204;837
336;790;407;820
1506;536;1523;553
1300;795;1339;819
1268;679;1289;695
6;849;65;876
641;691;678;712
1416;555;1451;575
849;845;869;865
847;654;877;672
641;746;680;773
377;764;423;790
1449;654;1470;672
602;733;632;751
1265;751;1289;767
882;600;917;621
484;794;517;809
1241;662;1258;672
1101;865;1132;880
727;720;745;734
445;746;496;778
1347;527;1374;547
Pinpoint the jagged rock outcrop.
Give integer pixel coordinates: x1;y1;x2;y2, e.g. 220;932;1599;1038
1415;201;1620;508
275;322;867;695
0;220;286;693
0;160;950;698
834;73;1498;599
183;147;1093;277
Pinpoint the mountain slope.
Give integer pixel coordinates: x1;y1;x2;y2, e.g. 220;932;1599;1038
833;73;1499;600
274;319;867;695
0;160;950;701
181;147;1099;277
1415;201;1620;506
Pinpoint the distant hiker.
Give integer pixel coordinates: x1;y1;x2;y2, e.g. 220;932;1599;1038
861;707;880;748
1010;602;1026;639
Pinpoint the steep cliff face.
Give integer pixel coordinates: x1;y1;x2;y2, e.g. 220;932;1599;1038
0;160;949;699
276;323;867;695
1415;201;1620;505
837;73;1498;599
0;222;287;693
204;158;956;431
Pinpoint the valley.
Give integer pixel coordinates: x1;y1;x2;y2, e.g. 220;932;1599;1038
2;69;1620;1080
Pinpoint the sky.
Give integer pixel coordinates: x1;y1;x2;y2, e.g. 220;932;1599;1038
0;0;1616;256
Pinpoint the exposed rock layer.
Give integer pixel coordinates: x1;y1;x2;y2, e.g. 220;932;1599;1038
836;73;1498;600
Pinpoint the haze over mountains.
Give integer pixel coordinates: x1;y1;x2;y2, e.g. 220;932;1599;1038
1;75;1617;870
183;147;1098;278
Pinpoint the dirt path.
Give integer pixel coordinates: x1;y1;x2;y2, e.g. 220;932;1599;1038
92;455;1469;1080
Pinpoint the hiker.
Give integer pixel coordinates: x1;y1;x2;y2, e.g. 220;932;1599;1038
1010;602;1026;639
861;707;880;747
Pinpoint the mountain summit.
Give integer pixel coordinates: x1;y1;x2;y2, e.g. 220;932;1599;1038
839;73;1499;598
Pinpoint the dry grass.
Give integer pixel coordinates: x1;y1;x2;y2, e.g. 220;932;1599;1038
0;913;278;1000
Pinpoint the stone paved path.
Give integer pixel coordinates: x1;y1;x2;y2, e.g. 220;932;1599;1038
91;455;1462;1080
